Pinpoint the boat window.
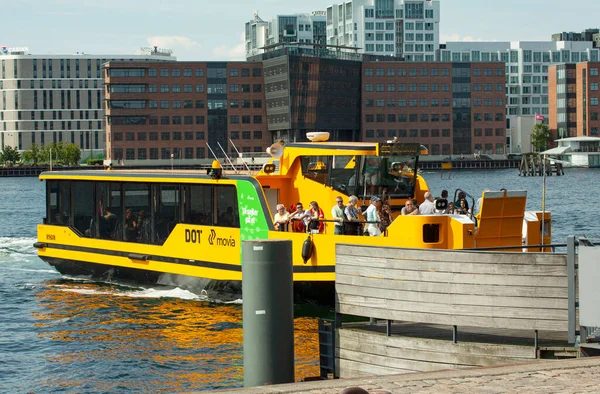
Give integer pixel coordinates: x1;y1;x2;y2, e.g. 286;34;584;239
423;224;440;243
46;180;71;226
47;181;59;225
124;183;151;244
359;155;416;199
329;156;359;196
95;182;123;240
216;185;239;228
183;184;213;226
156;184;180;244
301;156;331;186
72;181;94;237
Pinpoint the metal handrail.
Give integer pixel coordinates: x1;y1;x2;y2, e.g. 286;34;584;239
464;243;567;251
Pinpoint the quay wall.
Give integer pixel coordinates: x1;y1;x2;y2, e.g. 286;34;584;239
0;160;519;177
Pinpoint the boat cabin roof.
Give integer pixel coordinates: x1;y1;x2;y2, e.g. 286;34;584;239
39;169;252;182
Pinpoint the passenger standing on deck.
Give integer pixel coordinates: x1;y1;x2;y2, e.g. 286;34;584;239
273;204;290;232
331;196;345;235
419;192;436;215
401;199;419;215
308;201;325;233
290;202;310;232
364;196;382;236
344;195;362;236
435;190;449;214
379;190;392;232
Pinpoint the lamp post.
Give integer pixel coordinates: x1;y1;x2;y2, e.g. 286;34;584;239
90;130;94;160
170;153;174;170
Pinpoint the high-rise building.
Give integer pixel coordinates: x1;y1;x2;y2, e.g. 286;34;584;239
439;41;600;152
262;49;363;143
0;47;175;156
245;12;327;59
548;62;600;141
325;0;440;61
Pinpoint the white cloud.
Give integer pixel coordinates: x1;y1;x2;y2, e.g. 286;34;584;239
146;36;202;60
211;32;246;61
440;33;485;44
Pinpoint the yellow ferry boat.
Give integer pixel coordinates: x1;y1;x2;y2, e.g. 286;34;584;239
34;137;551;297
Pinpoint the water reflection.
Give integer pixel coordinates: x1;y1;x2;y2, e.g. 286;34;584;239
34;279;320;392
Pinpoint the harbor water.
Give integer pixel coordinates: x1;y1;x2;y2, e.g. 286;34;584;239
0;169;598;392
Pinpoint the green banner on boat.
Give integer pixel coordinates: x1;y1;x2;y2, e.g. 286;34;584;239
237;180;270;244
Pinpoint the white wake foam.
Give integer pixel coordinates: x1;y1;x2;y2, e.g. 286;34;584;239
0;237;37;256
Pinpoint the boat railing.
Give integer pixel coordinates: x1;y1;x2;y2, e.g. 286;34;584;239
276;218;386;236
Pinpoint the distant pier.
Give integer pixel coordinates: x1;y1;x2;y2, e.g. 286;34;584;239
420;159;520;171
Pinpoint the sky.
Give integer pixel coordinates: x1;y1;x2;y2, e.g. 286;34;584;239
3;0;600;61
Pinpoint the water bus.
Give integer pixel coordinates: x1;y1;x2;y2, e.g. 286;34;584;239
35;135;551;297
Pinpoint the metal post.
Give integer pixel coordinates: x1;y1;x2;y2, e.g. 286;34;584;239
90;130;93;160
242;240;294;387
567;235;577;344
386;320;392;337
541;154;547;249
534;329;539;358
453;325;458;344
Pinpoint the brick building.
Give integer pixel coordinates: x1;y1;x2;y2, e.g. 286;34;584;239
548;62;600;141
105;61;271;164
361;61;506;156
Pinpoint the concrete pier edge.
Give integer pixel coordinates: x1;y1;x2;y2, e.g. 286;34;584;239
206;357;600;393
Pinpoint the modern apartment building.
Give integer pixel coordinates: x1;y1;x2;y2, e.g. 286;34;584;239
245;12;327;59
326;0;440;61
548;62;600;141
261;48;363;143
552;29;599;47
0;48;175;155
105;61;271;164
440;41;600;152
361;61;506;155
440;41;600;118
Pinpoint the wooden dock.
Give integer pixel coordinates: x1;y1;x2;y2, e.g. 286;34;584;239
518;154;564;176
334;244;576;378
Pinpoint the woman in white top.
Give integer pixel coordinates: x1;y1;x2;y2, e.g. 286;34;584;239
364;196;382;236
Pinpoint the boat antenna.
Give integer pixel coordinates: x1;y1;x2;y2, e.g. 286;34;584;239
217;141;238;173
206;143;220;162
229;139;251;173
541;153;547;250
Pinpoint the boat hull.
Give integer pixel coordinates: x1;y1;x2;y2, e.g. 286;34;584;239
40;255;334;303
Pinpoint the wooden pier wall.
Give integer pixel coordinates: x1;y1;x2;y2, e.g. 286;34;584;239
335;244;573;378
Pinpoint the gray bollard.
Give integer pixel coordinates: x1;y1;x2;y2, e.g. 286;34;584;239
242;239;295;387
